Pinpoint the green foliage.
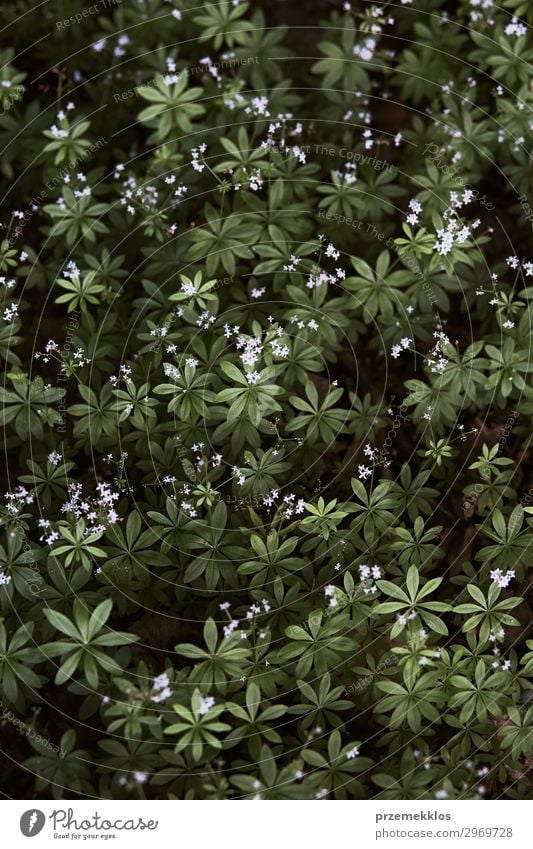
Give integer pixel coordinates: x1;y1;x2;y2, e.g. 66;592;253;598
0;0;532;803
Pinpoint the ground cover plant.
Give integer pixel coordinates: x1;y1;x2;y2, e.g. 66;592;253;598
0;0;532;801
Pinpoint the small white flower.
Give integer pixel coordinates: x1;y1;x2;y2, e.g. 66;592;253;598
153;672;170;691
250;287;266;299
490;568;515;588
3;303;18;322
198;695;215;715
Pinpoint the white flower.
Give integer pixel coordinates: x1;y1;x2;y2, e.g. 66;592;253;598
223;619;239;637
48;451;62;465
434;229;454;256
505;17;527;37
153;672;170;691
3;303;18;322
198;695;215;715
151;686;172;703
250;287;266;299
490;568;515;588
245;96;270;117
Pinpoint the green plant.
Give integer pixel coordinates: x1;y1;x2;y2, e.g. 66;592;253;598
0;0;532;804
